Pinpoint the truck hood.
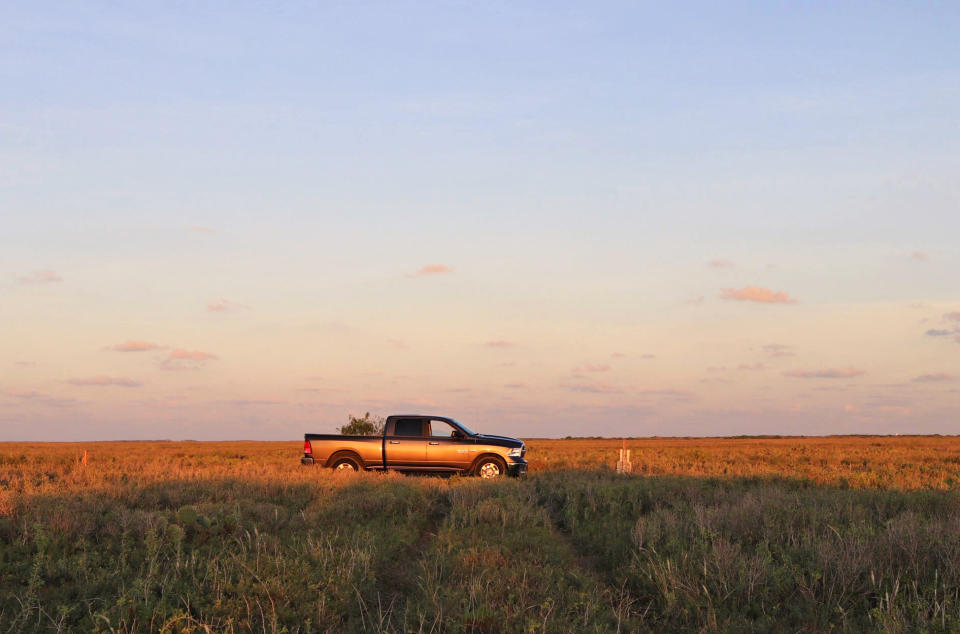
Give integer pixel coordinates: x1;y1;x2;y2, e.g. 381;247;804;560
474;433;523;448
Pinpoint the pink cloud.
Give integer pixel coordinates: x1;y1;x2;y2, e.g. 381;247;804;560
161;349;219;371
566;382;622;394
737;363;767;371
708;259;735;269
503;383;526;389
18;269;62;284
763;344;795;358
68;376;141;387
409;264;454;277
783;367;865;379
720;286;796;304
207;299;246;312
913;373;956;383
109;340;166;352
484;340;515;348
579;364;611;373
168;349;218;361
944;312;960;323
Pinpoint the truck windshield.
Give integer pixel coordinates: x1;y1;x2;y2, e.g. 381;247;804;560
452;419;476;436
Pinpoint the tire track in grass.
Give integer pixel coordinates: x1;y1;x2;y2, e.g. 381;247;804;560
403;478;640;633
363;479;452;632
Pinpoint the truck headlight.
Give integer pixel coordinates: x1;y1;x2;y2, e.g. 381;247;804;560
508;447;523;458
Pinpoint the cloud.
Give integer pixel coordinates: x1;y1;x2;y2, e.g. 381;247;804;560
68;376;141;387
497;361;517;367
18;269;62;284
207;299;247;312
185;225;216;233
720;286;796;304
911;251;929;261
0;389;76;407
108;340;166;352
161;349;219;371
484;340;515;348
169;349;218;361
925;329;953;337
503;383;526;389
408;264;454;277
737;363;767;371
565;382;622;394
913;373;956;383
763;344;795;358
610;352;626;359
578;364;611;373
944;312;960;323
386;338;408;349
783;367;865;379
708;259;735;269
640;353;657;360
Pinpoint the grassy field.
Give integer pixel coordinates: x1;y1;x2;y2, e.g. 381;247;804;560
2;437;960;632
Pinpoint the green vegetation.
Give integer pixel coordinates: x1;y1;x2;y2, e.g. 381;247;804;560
2;441;960;632
339;413;385;437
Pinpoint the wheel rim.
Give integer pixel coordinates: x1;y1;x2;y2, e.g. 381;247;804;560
478;461;501;478
335;461;356;471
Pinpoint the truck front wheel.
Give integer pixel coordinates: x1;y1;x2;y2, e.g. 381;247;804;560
474;456;506;479
330;456;361;472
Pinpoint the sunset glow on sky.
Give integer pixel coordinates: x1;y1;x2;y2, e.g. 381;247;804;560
2;2;958;439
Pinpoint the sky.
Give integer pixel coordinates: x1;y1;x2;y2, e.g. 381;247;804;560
2;1;958;440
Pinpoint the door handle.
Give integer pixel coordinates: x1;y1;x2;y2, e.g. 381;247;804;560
428;441;439;445
389;440;400;444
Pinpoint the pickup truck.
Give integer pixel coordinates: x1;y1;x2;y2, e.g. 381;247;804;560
301;414;527;477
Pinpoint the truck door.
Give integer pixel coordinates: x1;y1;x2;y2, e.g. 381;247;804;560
426;419;473;470
385;417;427;467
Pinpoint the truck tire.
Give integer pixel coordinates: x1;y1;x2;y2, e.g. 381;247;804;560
330;455;361;472
473;456;506;479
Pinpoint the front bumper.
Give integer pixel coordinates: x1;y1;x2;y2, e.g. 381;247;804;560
507;457;527;477
301;456;315;466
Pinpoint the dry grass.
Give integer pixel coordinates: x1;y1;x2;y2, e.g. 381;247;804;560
2;437;960;632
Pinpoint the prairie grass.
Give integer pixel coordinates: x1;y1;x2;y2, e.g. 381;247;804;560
1;437;959;632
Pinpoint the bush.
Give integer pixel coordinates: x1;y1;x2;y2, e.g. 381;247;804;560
339;412;384;436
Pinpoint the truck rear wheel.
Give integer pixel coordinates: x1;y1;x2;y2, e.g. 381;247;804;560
330;456;361;472
474;456;506;479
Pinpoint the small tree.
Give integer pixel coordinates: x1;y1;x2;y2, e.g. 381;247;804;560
339;412;384;436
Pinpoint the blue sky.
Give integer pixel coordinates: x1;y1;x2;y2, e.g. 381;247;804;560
2;2;958;439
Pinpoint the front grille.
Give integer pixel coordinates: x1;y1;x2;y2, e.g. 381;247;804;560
521;446;526;458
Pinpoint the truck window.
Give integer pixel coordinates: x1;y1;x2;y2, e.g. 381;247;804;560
429;420;458;437
392;418;424;437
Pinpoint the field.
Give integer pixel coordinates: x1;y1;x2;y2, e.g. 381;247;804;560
2;437;960;633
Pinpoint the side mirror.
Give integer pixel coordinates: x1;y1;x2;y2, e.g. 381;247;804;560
452;430;464;439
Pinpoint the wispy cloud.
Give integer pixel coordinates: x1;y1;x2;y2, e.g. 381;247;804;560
68;376;141;387
784;367;865;379
161;349;219;371
565;382;622;394
18;269;62;284
763;344;795;358
925;329;953;337
484;340;515;349
207;299;247;312
577;364;611;373
108;340;166;352
721;286;796;304
503;383;526;389
408;264;454;277
737;363;767;371
944;312;960;323
913;373;956;383
640;353;657;360
0;389;76;407
708;258;735;269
